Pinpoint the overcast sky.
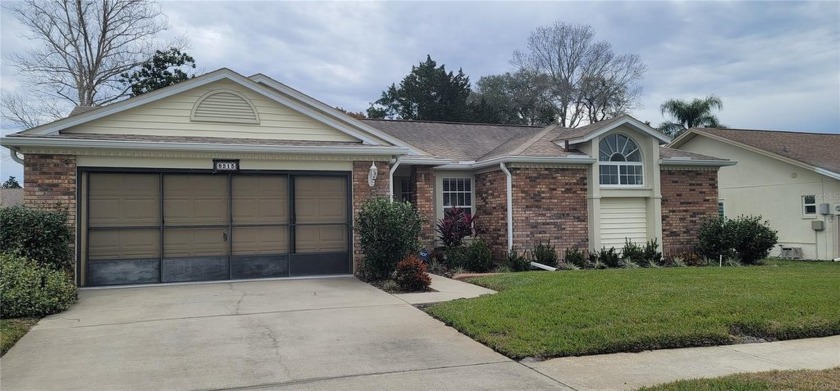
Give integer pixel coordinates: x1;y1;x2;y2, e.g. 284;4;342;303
2;0;839;181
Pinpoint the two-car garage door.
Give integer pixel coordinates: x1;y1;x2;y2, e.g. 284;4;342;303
83;172;349;287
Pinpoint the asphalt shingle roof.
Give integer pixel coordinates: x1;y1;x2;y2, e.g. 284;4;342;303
690;128;840;174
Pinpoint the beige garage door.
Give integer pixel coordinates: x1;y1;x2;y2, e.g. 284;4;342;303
600;197;648;250
84;172;350;286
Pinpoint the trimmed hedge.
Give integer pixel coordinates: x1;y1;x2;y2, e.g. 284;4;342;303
1;254;77;318
0;206;73;272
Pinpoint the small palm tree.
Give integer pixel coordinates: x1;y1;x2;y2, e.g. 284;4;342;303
659;95;724;137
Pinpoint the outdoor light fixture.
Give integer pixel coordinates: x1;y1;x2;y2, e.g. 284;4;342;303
368;161;378;187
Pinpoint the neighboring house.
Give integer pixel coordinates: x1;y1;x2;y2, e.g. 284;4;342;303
0;188;24;207
671;128;840;260
0;68;732;287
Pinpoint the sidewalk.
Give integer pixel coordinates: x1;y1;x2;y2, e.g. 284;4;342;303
525;335;840;390
392;274;496;304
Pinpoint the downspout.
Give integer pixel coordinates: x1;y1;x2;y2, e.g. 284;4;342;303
500;163;513;251
388;156;402;201
9;147;24;165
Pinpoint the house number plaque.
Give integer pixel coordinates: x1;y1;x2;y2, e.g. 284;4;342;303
213;159;240;173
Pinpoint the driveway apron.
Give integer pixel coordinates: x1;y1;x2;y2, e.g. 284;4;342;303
0;277;565;390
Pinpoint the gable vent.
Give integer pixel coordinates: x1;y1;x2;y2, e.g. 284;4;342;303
191;90;260;124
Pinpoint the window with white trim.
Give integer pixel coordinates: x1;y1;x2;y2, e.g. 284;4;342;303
802;195;817;216
599;133;643;185
399;178;413;203
718;201;725;218
442;178;473;215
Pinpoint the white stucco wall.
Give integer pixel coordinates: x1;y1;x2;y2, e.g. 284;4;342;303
679;136;839;260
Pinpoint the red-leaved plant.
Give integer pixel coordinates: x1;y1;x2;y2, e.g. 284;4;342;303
436;207;477;249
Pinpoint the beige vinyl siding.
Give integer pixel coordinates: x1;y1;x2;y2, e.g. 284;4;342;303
600;197;648;250
63;80;361;142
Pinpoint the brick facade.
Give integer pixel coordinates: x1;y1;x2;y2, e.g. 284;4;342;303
23;154;77;235
511;167;589;256
475;170;508;257
411;166;436;250
351;160;391;270
660;168;719;255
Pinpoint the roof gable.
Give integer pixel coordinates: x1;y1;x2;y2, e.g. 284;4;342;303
671;128;840;178
553;114;672;145
14;68;407;148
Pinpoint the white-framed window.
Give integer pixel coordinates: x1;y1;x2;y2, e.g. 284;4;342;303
442;177;473;215
399;178;413;203
718;200;725;218
802;195;817;216
599;133;643;186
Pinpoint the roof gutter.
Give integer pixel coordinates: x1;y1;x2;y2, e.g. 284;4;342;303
659;159;737;167
434;155;596;170
0;137;410;156
7;147;24;165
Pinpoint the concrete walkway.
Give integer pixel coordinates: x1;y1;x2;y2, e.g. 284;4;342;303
526;335;840;390
392;274;496;304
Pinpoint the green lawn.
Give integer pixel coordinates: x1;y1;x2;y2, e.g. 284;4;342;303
638;367;840;391
425;260;840;359
1;318;39;356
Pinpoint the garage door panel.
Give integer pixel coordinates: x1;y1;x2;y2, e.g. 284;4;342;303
164;175;227;225
296;225;347;253
89;173;159;227
294;177;347;223
232;175;288;224
233;227;288;254
164;228;227;257
89;229;160;260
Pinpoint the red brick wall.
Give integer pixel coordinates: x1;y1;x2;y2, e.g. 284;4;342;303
411;166;436;250
351;160;390;270
511;167;589;256
660;168;719;255
23;154;77;233
475;170;508;257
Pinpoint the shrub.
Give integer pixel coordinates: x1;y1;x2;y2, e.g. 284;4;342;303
621;239;644;263
531;241;558;267
682;252;707;267
506;246;531;272
0;206;73;272
643;238;663;265
354;197;422;281
466;239;494;272
393;255;431;292
697;215;778;265
729;216;778;265
596;247;621;268
1;254;77;318
436;208;477;249
564;247;588;269
445;239;495;273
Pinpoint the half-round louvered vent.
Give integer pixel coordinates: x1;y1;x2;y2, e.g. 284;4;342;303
191;90;260;124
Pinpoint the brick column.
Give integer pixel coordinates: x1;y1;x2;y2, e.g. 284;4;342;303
660;168;719;255
475;170;508;258
23;154;77;233
351;160;390;271
411;166;436;251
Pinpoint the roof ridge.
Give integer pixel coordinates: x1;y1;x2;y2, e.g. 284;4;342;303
695;127;840;136
360;118;544;128
509;125;559;156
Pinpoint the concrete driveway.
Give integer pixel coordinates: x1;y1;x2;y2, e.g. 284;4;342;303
0;277;565;390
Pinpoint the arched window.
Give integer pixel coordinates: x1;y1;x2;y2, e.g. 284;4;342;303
599;134;643;185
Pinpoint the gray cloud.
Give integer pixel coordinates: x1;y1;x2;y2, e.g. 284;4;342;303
2;0;838;180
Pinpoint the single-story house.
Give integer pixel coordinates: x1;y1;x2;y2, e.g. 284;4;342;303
670;128;840;260
0;68;733;287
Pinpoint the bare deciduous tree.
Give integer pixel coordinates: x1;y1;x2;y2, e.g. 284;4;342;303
513;22;646;128
3;0;174;129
